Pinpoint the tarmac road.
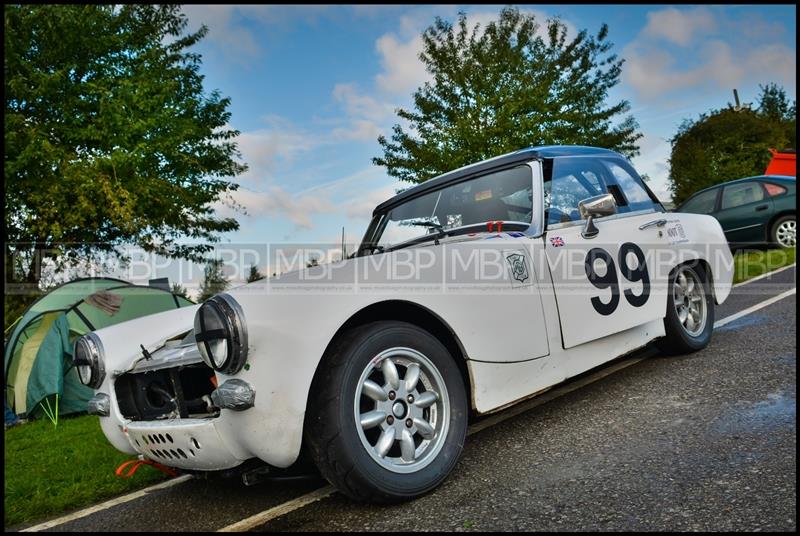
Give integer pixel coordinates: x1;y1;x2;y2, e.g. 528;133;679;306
19;265;796;532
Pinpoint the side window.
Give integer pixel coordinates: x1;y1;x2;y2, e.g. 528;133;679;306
544;158;608;226
763;182;788;197
721;182;765;210
601;159;658;213
681;189;718;214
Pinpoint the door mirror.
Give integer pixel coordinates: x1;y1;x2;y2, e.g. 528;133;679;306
578;193;617;239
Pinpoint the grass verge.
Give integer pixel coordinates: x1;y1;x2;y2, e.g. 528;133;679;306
4;414;168;528
733;246;796;284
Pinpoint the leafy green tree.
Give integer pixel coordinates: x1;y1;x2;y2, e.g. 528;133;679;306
197;259;229;302
373;7;641;184
668;84;796;204
4;5;246;290
246;265;264;283
758;83;797;123
171;282;189;300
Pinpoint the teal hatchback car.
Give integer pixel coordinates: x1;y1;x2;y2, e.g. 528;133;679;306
676;175;796;248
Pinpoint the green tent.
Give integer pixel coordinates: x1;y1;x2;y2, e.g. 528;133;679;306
4;277;193;418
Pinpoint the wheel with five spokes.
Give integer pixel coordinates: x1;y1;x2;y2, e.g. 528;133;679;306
658;263;714;355
305;321;467;503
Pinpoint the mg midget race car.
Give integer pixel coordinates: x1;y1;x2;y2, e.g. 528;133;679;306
76;146;734;502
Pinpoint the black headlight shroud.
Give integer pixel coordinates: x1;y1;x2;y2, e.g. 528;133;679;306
194;293;249;375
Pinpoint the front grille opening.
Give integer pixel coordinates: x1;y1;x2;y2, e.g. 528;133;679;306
116;363;220;421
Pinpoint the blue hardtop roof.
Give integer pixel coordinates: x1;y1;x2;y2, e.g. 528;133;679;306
374;145;624;215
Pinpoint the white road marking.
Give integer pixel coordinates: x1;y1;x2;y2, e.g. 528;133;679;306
25;274;798;533
733;263;795;287
20;474;193;532
217;485;337;532
713;288;796;328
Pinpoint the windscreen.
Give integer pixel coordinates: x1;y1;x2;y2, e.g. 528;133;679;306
369;165;533;250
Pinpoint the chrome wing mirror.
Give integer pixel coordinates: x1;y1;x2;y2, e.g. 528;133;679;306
578;193;617;239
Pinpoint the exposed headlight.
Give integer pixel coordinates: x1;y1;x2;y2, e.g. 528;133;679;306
193;293;248;375
74;333;106;389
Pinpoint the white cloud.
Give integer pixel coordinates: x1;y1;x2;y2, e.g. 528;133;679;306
214;165;400;234
343;184;399;220
217;186;334;230
640;7;717;47
624;7;796;101
234;116;321;188
630;133;673;202
182;5;341;61
181;5;264;59
331;84;396;141
375;32;429;95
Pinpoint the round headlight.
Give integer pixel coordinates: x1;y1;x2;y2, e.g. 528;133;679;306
193;293;248;375
74;333;105;389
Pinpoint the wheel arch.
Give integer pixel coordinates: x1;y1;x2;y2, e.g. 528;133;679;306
765;210;796;242
311;300;473;411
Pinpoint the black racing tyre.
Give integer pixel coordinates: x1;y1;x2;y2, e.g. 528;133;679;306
770;215;796;249
305;321;468;503
657;263;714;355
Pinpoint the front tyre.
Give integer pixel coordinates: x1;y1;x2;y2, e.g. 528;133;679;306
657;263;714;355
305;321;467;503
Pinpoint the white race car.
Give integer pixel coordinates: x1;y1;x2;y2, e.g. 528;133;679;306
77;146;733;502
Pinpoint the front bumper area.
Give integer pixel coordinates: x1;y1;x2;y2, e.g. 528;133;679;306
124;419;244;471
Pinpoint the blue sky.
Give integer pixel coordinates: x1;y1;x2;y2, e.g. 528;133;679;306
102;4;796;291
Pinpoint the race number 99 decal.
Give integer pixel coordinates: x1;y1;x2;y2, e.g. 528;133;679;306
584;242;650;316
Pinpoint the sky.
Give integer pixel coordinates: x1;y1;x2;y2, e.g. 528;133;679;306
100;4;797;293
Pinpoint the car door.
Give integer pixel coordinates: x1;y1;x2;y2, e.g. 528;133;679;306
715;181;774;245
543;156;671;349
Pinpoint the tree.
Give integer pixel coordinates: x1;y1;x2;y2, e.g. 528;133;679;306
198;259;229;302
4;5;247;290
171;282;189;300
246;265;264;283
668;84;796;204
373;7;641;184
758;83;797;123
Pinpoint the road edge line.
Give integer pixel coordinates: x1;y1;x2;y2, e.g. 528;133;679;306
217;486;336;532
733;263;796;288
20;474;193;532
714;288;796;328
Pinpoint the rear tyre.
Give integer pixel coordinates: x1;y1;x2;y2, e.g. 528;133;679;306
770;215;796;249
657;263;714;355
305;321;467;503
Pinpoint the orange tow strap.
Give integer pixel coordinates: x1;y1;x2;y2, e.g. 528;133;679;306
115;458;179;478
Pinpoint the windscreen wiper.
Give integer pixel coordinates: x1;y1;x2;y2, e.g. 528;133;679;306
385;221;450;252
408;220;446;234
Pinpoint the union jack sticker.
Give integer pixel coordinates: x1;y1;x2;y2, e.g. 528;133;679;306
549;236;565;247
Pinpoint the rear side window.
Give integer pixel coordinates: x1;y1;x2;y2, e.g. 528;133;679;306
681;189;718;214
721;182;765;210
763;182;788;197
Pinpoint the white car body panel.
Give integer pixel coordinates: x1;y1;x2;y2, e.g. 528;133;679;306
87;151;734;472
